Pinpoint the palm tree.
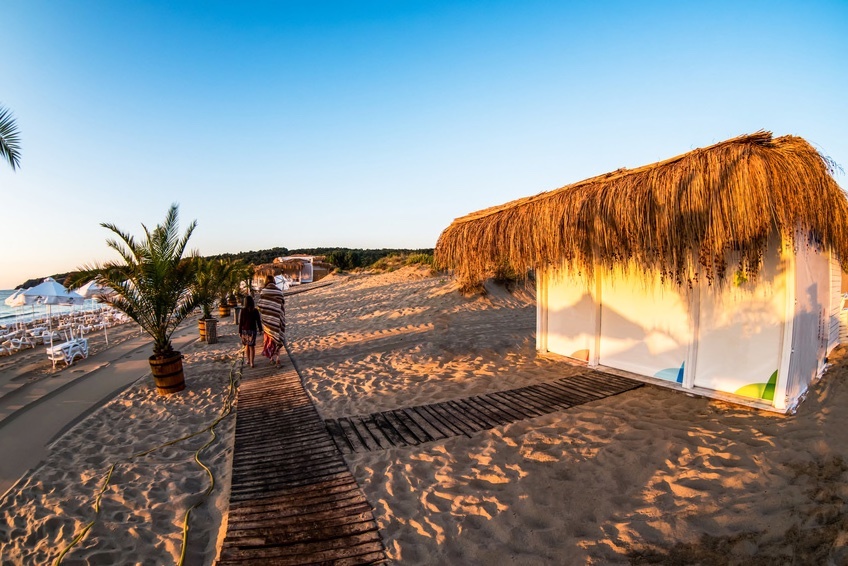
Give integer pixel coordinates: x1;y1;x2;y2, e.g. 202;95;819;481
68;204;200;394
0;105;21;170
221;258;253;305
192;257;233;320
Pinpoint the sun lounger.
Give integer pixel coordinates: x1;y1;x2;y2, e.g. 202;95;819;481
46;338;89;369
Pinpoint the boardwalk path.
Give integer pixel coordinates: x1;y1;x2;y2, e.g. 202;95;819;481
218;355;388;565
325;371;642;454
220;279;640;563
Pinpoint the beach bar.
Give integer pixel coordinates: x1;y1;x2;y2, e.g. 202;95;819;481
436;132;848;413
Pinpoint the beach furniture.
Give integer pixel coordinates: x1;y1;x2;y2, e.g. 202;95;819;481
437;132;847;414
46;337;89;369
8;334;35;352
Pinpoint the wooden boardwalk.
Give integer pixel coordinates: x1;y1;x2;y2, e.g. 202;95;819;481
325;372;641;454
218;356;387;565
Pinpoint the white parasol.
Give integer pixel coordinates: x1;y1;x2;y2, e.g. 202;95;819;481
21;278;85;344
73;280;115;344
4;288;27;307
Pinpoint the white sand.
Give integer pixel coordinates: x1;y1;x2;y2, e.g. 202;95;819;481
287;266;848;565
0;322;241;565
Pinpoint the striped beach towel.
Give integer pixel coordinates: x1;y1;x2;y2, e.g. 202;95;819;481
257;283;285;354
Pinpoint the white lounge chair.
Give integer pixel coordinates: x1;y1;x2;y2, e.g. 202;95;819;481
46;338;89;369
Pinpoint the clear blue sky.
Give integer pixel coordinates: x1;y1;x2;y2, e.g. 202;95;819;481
1;0;846;289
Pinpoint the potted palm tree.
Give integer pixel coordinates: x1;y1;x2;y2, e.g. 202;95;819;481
220;259;252;315
68;204;200;395
191;257;222;342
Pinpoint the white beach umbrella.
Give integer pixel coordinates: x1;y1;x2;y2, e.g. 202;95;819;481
4;288;27;307
21;277;85;335
4;289;33;333
73;280;115;344
74;280;114;301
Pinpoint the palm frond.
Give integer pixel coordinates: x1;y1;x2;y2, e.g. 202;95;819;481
0;105;21;170
76;205;198;357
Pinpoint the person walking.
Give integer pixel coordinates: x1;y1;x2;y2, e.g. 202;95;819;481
238;295;262;368
256;275;285;366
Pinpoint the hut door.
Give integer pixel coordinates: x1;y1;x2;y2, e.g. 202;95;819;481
691;244;786;402
785;237;831;405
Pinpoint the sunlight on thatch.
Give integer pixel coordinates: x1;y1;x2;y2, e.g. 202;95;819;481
435;131;848;289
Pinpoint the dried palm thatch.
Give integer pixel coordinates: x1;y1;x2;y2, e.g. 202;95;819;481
436;131;848;290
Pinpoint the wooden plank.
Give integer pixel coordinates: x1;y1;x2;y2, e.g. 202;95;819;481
571;373;626;396
398;408;436;442
489;391;543;418
403;407;449;440
519;385;572;412
371;412;407;447
533;383;579;408
228;482;361;517
448;399;498;429
506;387;558;413
230;461;351;491
226;504;374;535
549;378;602;403
466;396;512;425
325;419;354;454
358;415;390;449
545;380;597;405
430;402;480;436
381;411;420;445
337;417;369;453
229;493;369;523
473;394;527;422
220;532;384;562
417;404;466;437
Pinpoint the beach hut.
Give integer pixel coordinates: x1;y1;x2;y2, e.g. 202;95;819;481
436;132;848;413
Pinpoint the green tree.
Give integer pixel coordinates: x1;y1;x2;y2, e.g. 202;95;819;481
0;105;21;170
191;257;231;319
68;204;200;358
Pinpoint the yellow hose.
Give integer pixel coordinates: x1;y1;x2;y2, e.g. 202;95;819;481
53;355;243;565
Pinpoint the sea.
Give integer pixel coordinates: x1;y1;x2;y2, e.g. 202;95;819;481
0;289;92;327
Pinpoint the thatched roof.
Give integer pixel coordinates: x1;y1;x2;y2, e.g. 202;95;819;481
435;132;848;288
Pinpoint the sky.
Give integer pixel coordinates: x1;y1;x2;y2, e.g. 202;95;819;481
0;0;846;289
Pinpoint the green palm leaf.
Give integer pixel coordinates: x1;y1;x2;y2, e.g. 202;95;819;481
67;204;199;357
0;105;21;171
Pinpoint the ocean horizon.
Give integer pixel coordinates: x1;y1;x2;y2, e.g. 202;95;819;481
0;289;98;326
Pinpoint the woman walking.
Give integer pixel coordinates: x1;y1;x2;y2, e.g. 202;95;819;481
256;275;285;366
238;295;262;368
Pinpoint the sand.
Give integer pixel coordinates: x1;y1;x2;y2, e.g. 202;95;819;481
3;265;848;564
0;320;241;565
286;266;848;565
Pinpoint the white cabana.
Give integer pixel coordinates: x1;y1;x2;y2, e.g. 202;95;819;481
436;132;848;413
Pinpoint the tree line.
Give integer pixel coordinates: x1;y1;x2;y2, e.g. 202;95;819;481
14;247;435;289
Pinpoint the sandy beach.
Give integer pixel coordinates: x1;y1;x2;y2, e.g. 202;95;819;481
287;267;848;565
2;265;848;564
0;319;241;565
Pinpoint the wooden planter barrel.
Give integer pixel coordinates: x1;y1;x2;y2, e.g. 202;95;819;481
149;352;185;395
218;305;231;317
204;318;218;344
198;318;218;343
227;296;238;307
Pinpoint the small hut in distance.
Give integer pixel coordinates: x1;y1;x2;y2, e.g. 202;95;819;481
253;255;331;289
436;132;848;413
